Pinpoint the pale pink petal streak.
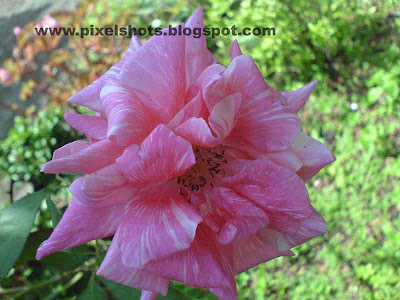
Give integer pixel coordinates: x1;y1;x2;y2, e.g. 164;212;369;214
41;139;125;174
109;183;202;268
120;30;186;121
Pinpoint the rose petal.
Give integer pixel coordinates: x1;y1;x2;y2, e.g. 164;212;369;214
117;125;195;185
223;159;312;217
175;93;241;147
230;228;294;274
140;291;159;300
167;92;208;131
214;55;300;152
109;183;202;268
283;207;327;247
185;7;214;91
291;132;335;180
41;139;125;174
67;35;141;113
142;225;232;289
204;187;269;243
64;112;107;140
229;40;242;61
97;242;169;295
120;29;186;121
282;80;318;113
52;141;90;160
197;64;227;112
36;198;127;259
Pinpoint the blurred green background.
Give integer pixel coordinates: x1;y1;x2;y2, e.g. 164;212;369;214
0;0;399;299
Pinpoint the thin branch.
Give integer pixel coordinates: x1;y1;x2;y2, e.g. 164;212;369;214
9;179;14;203
0;259;95;298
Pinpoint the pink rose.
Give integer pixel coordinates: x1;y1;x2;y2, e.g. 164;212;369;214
36;7;334;300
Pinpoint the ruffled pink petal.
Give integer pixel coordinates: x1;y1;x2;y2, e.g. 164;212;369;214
101;79;162;146
291;132;335;180
69;163;137;208
203;187;269;243
36;198;126;259
67;35;141;113
283;207;327;247
229;40;242;61
167;92;208;131
120;29;186;121
97;241;169;295
197;64;226;112
220;55;275;104
229;228;294;274
208;244;237;300
218;55;300;152
64;112;107;140
117;125;195;185
52;141;90;160
185;7;214;91
231;98;300;152
142;225;232;289
174;93;241;147
262;149;303;173
223;139;303;172
223;159;312;217
282;80;317;113
70;177;137;207
41;139;125;174
109;183;202;268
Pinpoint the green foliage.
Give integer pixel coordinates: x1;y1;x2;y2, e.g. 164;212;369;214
77;279;108;300
46;196;62;228
0;189;48;278
0;107;82;190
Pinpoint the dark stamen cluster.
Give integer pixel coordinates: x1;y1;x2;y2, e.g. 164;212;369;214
176;146;228;192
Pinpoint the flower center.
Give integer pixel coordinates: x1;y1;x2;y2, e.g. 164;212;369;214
176;146;228;193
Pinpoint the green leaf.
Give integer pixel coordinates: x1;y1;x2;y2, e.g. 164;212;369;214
42;244;92;271
77;279;107;300
46;196;61;227
16;229;91;270
16;228;52;265
101;277;141;299
367;87;383;104
0;188;48;278
101;278;192;300
160;286;192;300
